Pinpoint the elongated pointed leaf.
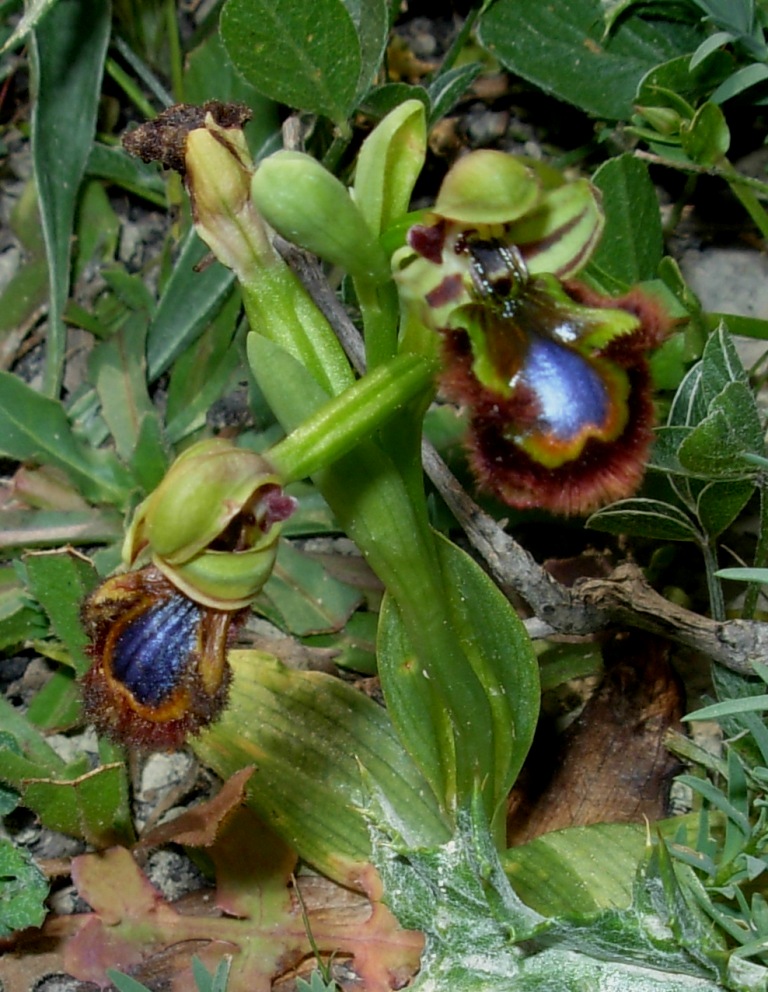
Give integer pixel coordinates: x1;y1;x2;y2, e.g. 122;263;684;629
30;0;111;395
588;498;702;542
0;372;132;506
147;227;236;381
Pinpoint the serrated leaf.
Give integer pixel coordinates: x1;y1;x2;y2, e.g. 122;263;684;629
221;0;361;128
23;549;100;676
478;0;701;120
587;498;702;542
588;154;663;285
0;839;49;938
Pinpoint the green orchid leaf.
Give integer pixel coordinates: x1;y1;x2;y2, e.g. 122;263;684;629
194;650;451;888
378;533;539;840
221;0;361;129
503;822;647;917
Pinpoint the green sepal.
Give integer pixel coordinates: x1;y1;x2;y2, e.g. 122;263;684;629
434;149;541;224
507;178;604;278
353;98;427;239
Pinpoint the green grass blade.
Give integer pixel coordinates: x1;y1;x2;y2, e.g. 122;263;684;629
30;0;111;396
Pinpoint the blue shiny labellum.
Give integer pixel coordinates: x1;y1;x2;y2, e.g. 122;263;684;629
110;595;200;706
521;335;608;441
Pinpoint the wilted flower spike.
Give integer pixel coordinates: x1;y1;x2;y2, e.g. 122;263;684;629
81;568;240;750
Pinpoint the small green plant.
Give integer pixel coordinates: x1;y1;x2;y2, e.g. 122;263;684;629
108;955;232;992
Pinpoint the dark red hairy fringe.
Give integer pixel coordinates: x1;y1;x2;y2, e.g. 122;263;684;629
438;281;677;516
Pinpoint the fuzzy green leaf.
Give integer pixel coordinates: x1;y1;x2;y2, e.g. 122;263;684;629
587;498;701;542
478;0;701;120
0;840;49;938
588;154;663;286
221;0;361;128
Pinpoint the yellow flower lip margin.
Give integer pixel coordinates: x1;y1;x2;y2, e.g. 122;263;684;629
123;438;296;610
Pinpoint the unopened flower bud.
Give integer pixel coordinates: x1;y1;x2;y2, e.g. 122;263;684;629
251;150;391;283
